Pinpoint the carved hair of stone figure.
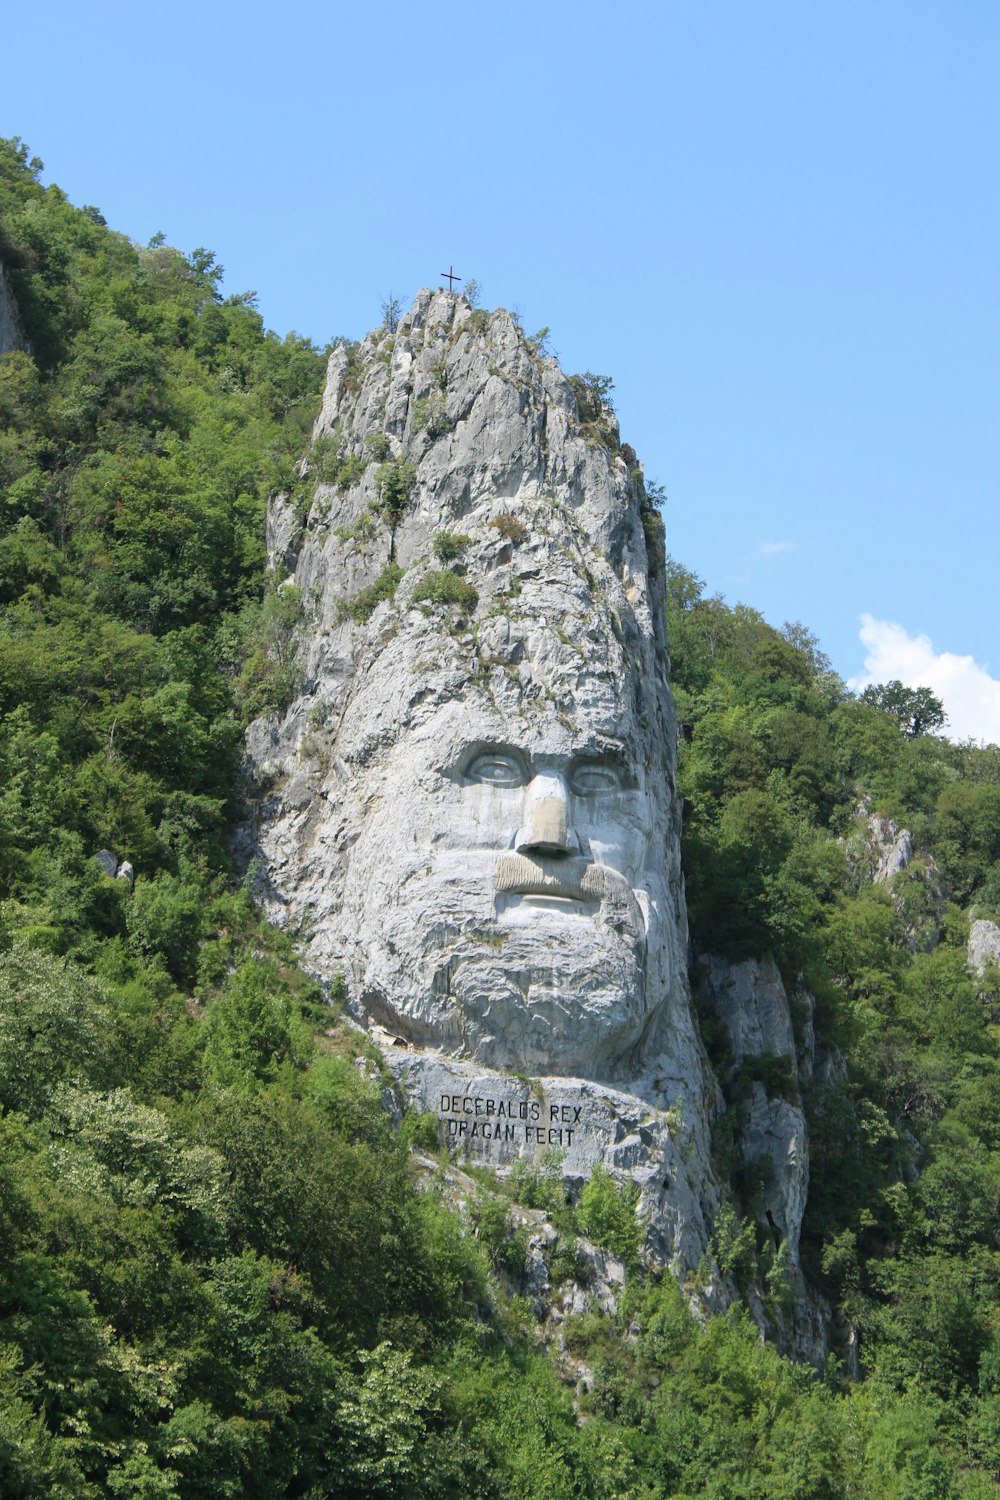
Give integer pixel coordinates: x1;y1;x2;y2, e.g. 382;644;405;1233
250;289;686;1084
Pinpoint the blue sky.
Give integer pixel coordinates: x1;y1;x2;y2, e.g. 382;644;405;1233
5;1;999;736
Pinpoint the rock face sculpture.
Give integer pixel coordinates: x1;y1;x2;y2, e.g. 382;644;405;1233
247;290;724;1266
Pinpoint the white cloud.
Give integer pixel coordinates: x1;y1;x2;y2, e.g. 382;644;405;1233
758;539;798;557
850;615;1000;744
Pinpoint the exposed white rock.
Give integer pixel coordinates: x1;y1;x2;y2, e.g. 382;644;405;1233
969;919;1000;977
265;490;302;575
94;848;133;888
699;955;798;1066
863;809;913;884
845;803;944;952
0;265;25;356
382;1049;717;1271
246;289;721;1270
696;956;810;1261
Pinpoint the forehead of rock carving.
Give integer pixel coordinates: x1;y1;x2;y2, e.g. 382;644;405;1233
334;505;657;777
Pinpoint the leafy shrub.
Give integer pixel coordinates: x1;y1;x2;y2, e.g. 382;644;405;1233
0;942;115;1114
709;1201;757;1282
432;530;470;563
341;339;364;391
548;1234;583;1285
231;583;304;721
380;292;402;332
526;326;553;357
399;1108;442;1153
125;869;208;987
731;1052;798;1104
334;451;368;490
412;570;478;611
411;397;452;440
203;956;314;1086
641;502;665;575
490;512;527;544
505;1150;576;1232
333;508;376;544
569;371;619;449
577;1165;642;1267
375;461;416;523
471;1193;514;1271
340;564;404;623
365;431;391;461
570;370;615;422
309;433;341;484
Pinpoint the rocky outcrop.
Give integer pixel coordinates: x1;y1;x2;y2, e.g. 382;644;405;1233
407;1148;627;1379
848;806;944;950
694;953;851;1363
381;1048;717;1272
969;919;1000;977
265;490;302;577
94;848;135;888
0;265;24;355
695;956;810;1262
863;810;913;885
245;289;722;1270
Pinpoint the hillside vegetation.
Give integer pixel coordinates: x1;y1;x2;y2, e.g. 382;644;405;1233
2;136;1000;1496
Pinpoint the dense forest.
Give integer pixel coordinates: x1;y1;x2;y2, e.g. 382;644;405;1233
2;135;1000;1496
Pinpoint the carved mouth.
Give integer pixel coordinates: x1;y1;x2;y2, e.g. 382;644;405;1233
514;892;587;913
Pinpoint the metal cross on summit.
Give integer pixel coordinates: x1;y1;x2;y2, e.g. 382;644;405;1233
440;265;461;292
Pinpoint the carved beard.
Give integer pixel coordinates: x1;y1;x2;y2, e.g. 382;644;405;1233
354;850;658;1077
440;917;649;1076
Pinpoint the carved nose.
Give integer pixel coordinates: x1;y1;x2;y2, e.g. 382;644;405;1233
516;773;573;854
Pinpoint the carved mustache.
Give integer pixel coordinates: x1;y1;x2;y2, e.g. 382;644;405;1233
494;853;633;904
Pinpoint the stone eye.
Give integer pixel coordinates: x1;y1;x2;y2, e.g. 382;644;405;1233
466;753;525;788
570;763;622;795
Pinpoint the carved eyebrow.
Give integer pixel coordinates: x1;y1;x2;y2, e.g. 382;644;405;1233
457;742;526;770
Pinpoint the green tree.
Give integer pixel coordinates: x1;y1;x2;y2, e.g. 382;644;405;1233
860;681;947;738
577;1166;643;1267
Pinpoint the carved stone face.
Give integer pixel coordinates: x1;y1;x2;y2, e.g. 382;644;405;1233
334;677;676;1078
250;292;684;1082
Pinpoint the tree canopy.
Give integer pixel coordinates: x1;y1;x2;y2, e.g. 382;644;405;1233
2;139;1000;1496
860;679;948;738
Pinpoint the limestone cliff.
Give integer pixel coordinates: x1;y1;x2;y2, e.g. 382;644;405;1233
245;291;810;1290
